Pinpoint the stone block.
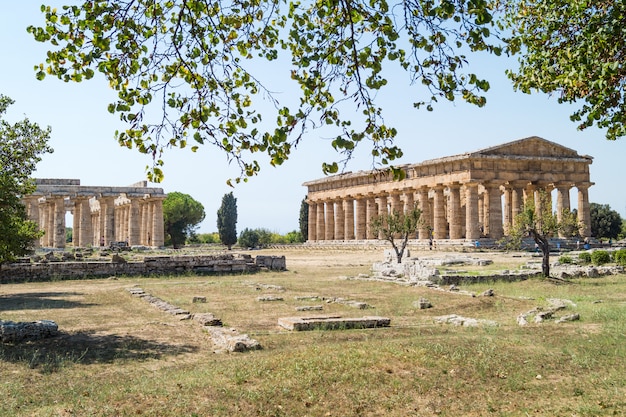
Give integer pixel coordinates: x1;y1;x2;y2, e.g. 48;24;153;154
278;315;391;331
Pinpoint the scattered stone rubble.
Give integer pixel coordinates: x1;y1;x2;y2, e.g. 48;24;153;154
294;295;372;309
278;315;391;331
126;287;259;352
0;319;59;343
517;298;580;326
434;314;498;328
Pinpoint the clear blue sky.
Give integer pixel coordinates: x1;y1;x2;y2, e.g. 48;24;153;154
2;3;625;234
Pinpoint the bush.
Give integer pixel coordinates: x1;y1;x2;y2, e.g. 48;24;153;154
591;250;611;266
578;252;591;264
613;249;626;266
558;255;573;264
238;228;260;249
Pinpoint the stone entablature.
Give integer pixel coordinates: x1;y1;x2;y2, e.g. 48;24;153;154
22;179;166;249
303;137;594;242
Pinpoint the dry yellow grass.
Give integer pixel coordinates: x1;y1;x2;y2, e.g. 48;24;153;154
1;247;625;416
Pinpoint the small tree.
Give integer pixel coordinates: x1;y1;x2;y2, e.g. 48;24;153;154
163;192;206;248
0;95;52;265
217;192;238;250
370;206;421;263
590;203;622;240
299;197;309;242
507;191;579;277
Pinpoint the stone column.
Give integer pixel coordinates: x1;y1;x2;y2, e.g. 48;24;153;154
45;202;54;247
325;200;335;241
355;196;367;240
99;197;115;247
344;198;355;240
307;201;317;241
151;198;165;247
465;183;480;240
485;182;503;239
335;198;345;240
577;183;592;237
128;199;141;245
417;187;431;240
502;187;512;235
376;194;388;239
53;197;66;248
23;197;41;248
366;195;377;239
510;182;526;228
76;197;93;247
316;200;325;241
390;192;402;214
448;183;462;239
403;190;415;212
433;186;446;239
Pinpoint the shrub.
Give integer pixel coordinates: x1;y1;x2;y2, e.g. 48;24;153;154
591;250;611;266
578;252;591;264
238;228;260;249
613;249;626;266
558;255;573;264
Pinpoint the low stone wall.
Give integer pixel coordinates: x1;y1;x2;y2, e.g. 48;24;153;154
0;254;286;284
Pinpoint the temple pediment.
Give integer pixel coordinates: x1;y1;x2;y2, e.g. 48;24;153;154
470;136;585;159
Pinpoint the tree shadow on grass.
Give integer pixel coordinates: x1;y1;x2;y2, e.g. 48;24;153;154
0;330;199;373
0;292;95;311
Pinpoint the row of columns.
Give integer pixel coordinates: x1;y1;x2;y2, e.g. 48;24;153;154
307;181;592;242
24;195;165;249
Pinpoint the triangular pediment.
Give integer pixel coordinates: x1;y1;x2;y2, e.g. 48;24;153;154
471;136;582;158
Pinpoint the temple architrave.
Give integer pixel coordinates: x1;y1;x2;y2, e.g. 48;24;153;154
303;137;594;243
22;179;166;249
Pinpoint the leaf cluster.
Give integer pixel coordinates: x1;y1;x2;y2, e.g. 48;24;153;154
28;0;503;182
506;0;626;140
0;95;53;264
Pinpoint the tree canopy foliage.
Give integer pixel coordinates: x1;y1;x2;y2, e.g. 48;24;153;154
506;0;626;141
28;0;502;183
0;95;53;264
163;191;206;248
217;192;238;249
590;202;622;240
370;205;421;263
506;191;579;277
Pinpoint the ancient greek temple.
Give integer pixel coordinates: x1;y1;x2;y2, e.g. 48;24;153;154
22;179;166;249
303;137;594;243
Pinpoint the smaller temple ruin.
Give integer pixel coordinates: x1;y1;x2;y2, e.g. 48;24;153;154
22;179;166;249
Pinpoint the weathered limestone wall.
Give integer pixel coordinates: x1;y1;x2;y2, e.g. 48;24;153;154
0;254;287;283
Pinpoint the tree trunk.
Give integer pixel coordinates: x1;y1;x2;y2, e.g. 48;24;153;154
534;234;550;277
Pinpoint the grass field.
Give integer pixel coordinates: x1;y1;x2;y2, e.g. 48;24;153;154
1;248;625;416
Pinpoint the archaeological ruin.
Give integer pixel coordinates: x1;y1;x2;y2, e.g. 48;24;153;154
22;179;166;249
303;137;594;243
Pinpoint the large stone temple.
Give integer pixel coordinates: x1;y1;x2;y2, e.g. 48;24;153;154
22;179;166;249
303;136;593;243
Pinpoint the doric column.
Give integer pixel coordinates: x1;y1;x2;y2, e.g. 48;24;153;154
99;196;115;247
344;197;355;240
577;183;592;237
335;198;345;240
417;187;431;240
307;200;317;241
465;183;480;240
45;202;54;247
128;199;141;245
75;197;92;247
325;200;335;241
355;196;367;240
510;182;526;228
403;190;415;212
53;197;66;248
376;194;388;239
23;197;41;248
390;192;402;214
366;195;377;239
555;183;571;238
315;200;325;241
448;183;462;239
433;185;446;239
485;182;504;239
150;198;165;247
502;187;512;235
